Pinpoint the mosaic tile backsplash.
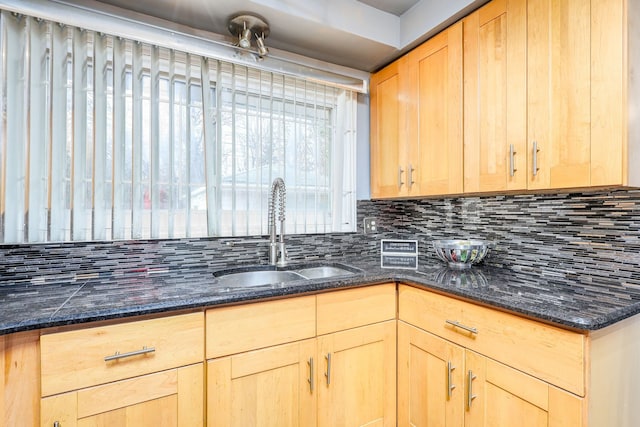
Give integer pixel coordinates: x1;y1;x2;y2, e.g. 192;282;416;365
358;189;640;281
1;189;640;284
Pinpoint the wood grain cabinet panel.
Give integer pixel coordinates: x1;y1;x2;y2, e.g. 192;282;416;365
370;57;409;198
398;285;585;427
41;363;204;427
206;295;316;359
316;283;396;335
399;284;585;396
463;0;527;193
370;22;463;198
40;312;204;397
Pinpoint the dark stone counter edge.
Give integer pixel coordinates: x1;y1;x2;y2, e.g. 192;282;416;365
3;264;639;335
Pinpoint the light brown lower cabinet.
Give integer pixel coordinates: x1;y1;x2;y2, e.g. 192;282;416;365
41;363;204;427
206;284;397;427
39;312;205;427
207;321;396;427
398;321;583;426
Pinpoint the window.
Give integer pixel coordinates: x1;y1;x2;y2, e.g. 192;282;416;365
0;10;357;243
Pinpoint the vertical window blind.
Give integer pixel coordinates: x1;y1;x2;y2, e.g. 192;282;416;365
0;10;357;243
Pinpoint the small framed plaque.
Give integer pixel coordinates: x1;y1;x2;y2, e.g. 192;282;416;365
381;239;418;269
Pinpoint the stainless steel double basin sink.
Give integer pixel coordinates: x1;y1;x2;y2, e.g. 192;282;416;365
212;263;361;288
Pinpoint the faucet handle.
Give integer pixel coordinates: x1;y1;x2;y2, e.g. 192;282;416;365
276;242;288;266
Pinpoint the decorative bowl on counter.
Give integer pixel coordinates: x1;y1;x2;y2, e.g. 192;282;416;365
432;239;490;269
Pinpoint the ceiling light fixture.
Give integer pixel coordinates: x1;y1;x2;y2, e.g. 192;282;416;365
228;13;270;58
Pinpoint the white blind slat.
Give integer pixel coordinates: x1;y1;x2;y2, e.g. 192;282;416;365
49;21;70;242
131;40;143;239
92;32;109;240
111;36;127;239
27;16;49;242
71;27;88;240
3;12;28;243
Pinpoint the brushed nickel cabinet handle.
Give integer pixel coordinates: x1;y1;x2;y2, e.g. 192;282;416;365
447;361;456;399
532;141;540;176
398;166;405;189
445;320;478;335
104;346;156;362
325;353;332;386
408;164;415;190
53;422;60;427
509;144;517;177
467;370;477;410
308;357;314;392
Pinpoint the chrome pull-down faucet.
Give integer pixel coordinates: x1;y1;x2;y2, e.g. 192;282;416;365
268;177;287;266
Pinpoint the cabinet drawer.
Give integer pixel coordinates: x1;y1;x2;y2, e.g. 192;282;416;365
206;295;316;359
40;312;204;397
317;283;396;335
399;285;585;395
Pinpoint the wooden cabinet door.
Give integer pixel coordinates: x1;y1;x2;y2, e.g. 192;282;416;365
527;0;591;190
41;363;204;427
207;339;317;427
464;351;584;427
398;322;464;427
317;321;396;427
407;22;463;196
463;0;527;193
370;57;409;198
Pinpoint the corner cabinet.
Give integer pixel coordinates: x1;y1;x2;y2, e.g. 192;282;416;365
370;23;463;199
39;312;205;427
206;284;397;427
398;285;585;426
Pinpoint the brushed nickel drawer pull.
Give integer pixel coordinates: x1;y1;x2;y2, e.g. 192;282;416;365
308;357;314;393
467;370;477;409
532;141;540;176
325;352;332;386
445;320;478;335
53;422;60;427
398;166;405;190
408;164;415;190
104;346;156;362
509;144;517;177
447;361;456;399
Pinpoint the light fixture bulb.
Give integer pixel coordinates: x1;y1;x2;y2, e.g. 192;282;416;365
239;25;252;48
256;33;269;57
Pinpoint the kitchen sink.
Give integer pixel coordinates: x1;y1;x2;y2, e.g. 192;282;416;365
212;263;360;288
294;265;356;279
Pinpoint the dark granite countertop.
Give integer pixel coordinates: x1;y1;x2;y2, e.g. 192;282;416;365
2;255;640;335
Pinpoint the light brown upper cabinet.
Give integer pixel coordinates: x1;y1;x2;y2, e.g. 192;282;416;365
463;0;527;192
370;56;408;198
465;0;637;192
370;23;463;198
374;0;639;198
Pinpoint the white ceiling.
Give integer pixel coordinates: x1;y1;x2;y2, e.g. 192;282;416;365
83;0;487;72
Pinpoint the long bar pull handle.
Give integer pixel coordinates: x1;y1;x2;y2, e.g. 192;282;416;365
308;357;314;392
104;346;156;362
325;353;332;386
447;361;456;399
532;141;540;176
445;320;478;335
407;164;415;190
509;144;517;177
467;370;477;410
397;166;405;190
